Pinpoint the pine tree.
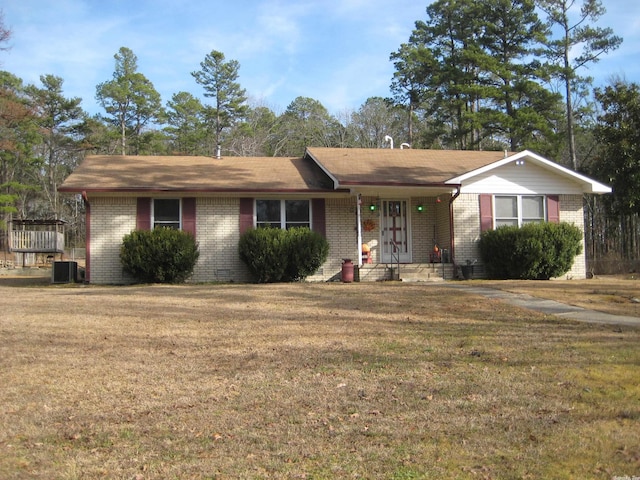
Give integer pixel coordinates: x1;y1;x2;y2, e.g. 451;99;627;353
537;0;622;169
191;50;247;154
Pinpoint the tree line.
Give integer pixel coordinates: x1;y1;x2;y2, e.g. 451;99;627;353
1;1;639;271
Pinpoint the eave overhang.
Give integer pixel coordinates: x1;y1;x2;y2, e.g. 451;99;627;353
59;187;352;197
337;182;460;197
447;150;612;194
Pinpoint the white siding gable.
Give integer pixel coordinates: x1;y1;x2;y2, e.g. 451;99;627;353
459;161;584;195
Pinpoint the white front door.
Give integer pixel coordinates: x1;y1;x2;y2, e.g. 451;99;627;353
381;199;411;263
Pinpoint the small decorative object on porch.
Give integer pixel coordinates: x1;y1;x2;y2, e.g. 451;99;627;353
430;244;441;263
361;243;372;264
341;258;354;283
363;218;376;232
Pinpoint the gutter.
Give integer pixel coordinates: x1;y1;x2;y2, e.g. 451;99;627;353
58;187;351;195
81;191;90;284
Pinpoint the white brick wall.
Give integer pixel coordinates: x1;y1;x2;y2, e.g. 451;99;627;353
452;193;482;266
192;198;252;283
452;193;588;279
87;192;588;283
88;195;357;284
89;197;136;284
558;194;586;279
88;196;254;284
308;197;358;281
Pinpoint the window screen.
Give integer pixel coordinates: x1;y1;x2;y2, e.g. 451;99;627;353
153;199;180;229
256;200;310;229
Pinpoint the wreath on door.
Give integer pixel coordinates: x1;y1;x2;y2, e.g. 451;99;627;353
363;219;376;232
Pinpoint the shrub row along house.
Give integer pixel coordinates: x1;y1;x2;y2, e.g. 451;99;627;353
59;147;611;284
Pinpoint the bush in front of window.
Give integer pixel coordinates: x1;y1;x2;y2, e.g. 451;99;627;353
120;228;200;284
238;227;287;283
479;222;583;280
282;227;330;281
239;227;329;283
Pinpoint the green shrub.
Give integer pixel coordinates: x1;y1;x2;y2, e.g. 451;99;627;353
120;228;200;283
282;227;330;281
479;222;583;280
239;227;329;283
238;228;288;283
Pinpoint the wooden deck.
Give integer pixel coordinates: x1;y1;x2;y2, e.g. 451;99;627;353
10;230;65;253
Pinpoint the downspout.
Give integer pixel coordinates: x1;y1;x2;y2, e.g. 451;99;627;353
356;193;363;268
448;186;461;277
81;191;90;284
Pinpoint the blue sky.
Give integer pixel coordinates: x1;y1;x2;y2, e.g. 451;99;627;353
2;0;639;117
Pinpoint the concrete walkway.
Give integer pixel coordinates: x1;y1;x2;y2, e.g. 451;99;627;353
446;283;640;328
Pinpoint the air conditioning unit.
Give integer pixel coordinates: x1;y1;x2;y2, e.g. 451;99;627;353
52;261;77;284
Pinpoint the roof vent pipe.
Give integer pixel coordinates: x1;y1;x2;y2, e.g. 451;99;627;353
400;143;411;149
384;135;394;149
216;144;221;159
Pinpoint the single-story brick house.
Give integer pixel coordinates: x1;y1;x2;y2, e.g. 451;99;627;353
58;147;611;284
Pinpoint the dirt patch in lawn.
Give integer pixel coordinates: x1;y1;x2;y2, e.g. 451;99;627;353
1;281;639;479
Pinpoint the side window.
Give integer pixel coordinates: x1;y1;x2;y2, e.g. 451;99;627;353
256;200;310;229
494;196;518;227
256;200;281;228
285;200;310;229
153;199;181;229
494;195;545;228
521;196;544;224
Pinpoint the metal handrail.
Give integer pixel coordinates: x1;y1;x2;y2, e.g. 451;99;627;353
390;239;400;280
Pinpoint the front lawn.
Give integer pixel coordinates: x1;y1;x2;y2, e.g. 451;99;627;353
1;282;638;479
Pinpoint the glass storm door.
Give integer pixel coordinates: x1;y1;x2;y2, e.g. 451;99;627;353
381;200;411;263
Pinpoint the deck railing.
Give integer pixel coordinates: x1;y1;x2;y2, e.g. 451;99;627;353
10;230;65;253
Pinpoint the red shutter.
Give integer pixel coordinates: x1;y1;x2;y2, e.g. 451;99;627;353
547;195;560;223
136;197;151;230
311;198;326;237
182;197;196;236
479;194;493;232
239;198;254;234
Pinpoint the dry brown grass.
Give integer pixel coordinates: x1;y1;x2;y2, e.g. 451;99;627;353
1;279;639;479
479;275;640;318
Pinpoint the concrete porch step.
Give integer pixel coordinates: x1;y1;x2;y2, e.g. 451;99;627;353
357;263;455;282
398;264;447;282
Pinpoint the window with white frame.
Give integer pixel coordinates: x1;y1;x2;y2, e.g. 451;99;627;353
494;195;545;228
256;199;310;229
153;199;181;229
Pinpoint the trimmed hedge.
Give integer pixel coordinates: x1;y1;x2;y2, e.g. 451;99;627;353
120;228;199;283
239;227;329;283
479;222;583;280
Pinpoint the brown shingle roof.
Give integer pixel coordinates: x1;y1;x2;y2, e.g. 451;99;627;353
59;155;334;193
305;147;511;186
60;148;516;194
